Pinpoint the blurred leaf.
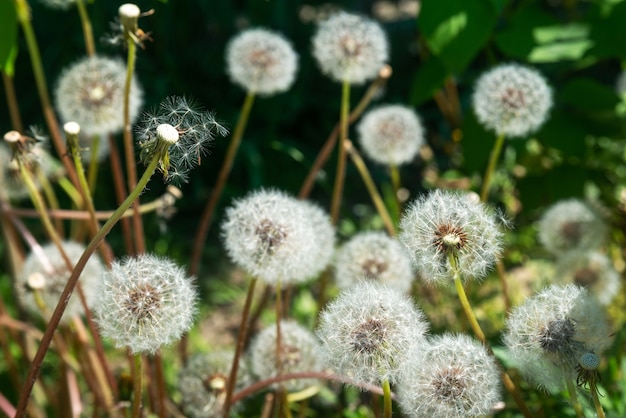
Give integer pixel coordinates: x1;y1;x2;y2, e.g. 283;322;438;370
0;1;18;76
560;78;620;112
409;56;448;105
590;0;626;59
518;165;587;212
418;0;498;73
459;107;494;173
537;111;587;158
528;40;593;63
494;6;557;59
533;23;589;43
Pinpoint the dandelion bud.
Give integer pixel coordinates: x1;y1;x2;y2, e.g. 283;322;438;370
312;11;389;84
317;281;429;385
221;189;335;285
178;350;251;418
397;334;501;418
356;105;425;166
135;96;228;184
537;199;607;255
14;241;103;323
399;189;503;284
504;284;612;392
94;254;197;354
334;231;414;292
55;56;143;136
226;29;298;96
250;320;323;392
472;63;553;138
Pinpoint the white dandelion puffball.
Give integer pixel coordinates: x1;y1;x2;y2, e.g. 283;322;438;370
504;284;612;392
397;334;501;418
472;63;552;138
250;320;323;392
399;189;504;284
221;189;335;285
15;241;103;323
55;55;143;136
357;105;425;166
312;11;389;84
94;254;197;354
317;281;429;385
537;198;607;255
334;231;414;293
226;28;298;96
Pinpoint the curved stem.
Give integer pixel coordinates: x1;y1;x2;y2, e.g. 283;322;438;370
330;80;351;223
382;378;392;418
14;154;161;416
590;380;606;418
189;92;255;277
223;276;258;418
131;354;143;418
565;377;585;418
74;0;95;56
480;133;505;202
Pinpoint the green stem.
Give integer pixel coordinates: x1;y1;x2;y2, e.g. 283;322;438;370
389;163;402;220
67;130;100;232
566;377;585;418
346;141;396;236
74;0;95;56
480;133;505;202
87;135;101;194
330;80;351;223
189;92;255;277
131;354;143;418
15;154;161;416
382;379;392;418
590;380;606;418
223;276;258;418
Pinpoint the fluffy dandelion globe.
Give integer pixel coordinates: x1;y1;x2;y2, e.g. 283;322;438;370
312;11;389;84
55;55;143;136
399;189;504;284
555;251;620;306
397;334;501;418
94;254;197;354
250;320;323;392
14;241;103;323
222;189;335;285
537;199;607;255
226;28;298;96
178;350;252;418
357;105;425;166
317;281;429;385
504;284;612;392
472;63;553;138
334;231;414;292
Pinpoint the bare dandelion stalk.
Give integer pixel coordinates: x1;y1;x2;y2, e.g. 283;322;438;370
131;353;143;418
330;80;350;223
382;379;392;418
565;377;585;418
479;132;505;202
74;0;95;56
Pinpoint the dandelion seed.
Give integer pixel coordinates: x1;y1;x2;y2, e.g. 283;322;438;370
15;241;103;323
357;105;425;166
334;231;414;292
55;56;143;136
504;284;612;392
250;320;323;392
226;28;298;96
178;350;251;418
537;199;607;255
94;254;197;354
221;189;335;285
397;334;501;418
472;63;553;138
399;189;503;284
317;281;429;385
312;11;389;84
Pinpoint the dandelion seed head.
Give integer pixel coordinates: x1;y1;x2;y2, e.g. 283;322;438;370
94;254;197;354
317;281;429;385
472;63;552;138
55;56;143;136
226;28;298;95
357;105;425;166
312;11;389;84
399;189;503;284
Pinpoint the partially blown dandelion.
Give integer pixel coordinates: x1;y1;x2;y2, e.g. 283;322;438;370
397;334;501;418
472;63;552;138
555;251;620;306
94;254;197;354
312;11;389;84
399;189;504;284
226;28;298;96
357;104;425;166
504;284;612;392
317;281;429;385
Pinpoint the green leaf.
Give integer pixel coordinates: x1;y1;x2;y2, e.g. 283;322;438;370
537;111;587;158
494;6;557;59
560;78;620;113
409;56;448;105
0;1;18;76
533;23;590;44
418;0;498;73
528;40;594;63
